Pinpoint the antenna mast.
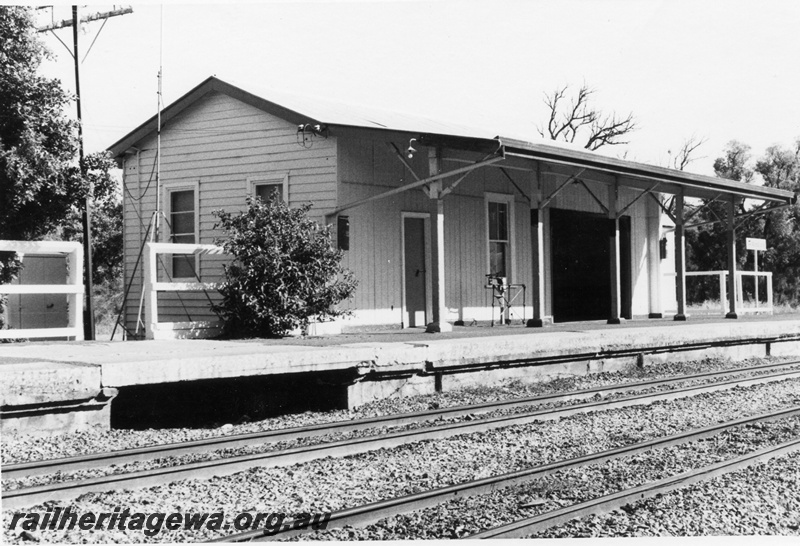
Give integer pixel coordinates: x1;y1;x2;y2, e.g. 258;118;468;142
154;5;164;239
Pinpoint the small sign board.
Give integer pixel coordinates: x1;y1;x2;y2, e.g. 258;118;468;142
746;237;767;251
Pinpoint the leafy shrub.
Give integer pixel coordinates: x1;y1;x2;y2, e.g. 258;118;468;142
212;197;357;337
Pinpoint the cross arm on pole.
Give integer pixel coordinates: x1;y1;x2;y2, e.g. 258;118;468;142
36;7;133;32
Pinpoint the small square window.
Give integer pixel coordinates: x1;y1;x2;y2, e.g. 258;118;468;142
255;183;284;204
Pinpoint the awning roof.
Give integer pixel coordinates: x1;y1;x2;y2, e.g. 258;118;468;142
497;138;795;204
109;76;796;206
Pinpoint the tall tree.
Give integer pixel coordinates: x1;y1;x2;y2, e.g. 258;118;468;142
753;140;800;303
1;6;85;330
713;140;755;183
686;139;800;305
537;83;636;151
0;6;84;243
0;7;123;330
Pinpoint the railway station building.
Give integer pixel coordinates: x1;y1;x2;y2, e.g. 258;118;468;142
109;77;795;337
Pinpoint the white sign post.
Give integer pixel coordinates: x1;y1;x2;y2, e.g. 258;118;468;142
746;237;767;308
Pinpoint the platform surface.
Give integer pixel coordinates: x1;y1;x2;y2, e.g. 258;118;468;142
2;315;800;402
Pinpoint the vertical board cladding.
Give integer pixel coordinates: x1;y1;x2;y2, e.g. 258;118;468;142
337;136;412;326
336;138;535;327
122;91;337;333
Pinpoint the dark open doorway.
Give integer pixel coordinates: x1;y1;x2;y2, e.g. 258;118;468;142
551;209;631;322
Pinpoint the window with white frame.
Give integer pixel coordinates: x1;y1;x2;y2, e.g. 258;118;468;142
249;175;288;204
487;199;511;278
167;187;197;279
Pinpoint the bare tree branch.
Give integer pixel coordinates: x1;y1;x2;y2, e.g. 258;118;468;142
537;83;636;150
669;136;708;170
585;111;636;151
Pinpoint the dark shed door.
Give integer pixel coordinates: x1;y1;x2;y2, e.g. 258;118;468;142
550;209;631;322
403;217;427;327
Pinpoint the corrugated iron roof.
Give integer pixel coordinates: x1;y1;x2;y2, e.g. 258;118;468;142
236;80;502;140
108;75;591;158
108;76;795;205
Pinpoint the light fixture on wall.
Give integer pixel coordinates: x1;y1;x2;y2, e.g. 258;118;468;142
406;138;417;159
296;123;327;148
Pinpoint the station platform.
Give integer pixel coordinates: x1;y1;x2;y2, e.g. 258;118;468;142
3;315;800;437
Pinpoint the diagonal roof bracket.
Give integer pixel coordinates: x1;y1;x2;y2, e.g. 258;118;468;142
540;169;585;209
576;179;608;214
388;142;422;182
650;193;676;224
683;192;723;224
734;201;770;231
617;182;661;218
685;202;792;230
388;142;430;197
327;155;505;218
499;168;531;203
441;152;500;197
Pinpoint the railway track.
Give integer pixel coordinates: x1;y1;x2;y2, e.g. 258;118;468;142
6;358;799;481
468;436;800;539
212;404;800;541
4;361;800;510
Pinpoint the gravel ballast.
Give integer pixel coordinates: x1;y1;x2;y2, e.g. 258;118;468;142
3;356;794;467
3;373;800;543
303;416;800;540
6;359;799;490
527;451;800;538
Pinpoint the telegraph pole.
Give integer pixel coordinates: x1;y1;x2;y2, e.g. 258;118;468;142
37;5;132;340
72;5;94;341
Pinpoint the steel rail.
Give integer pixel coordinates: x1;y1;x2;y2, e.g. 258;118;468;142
214;404;800;542
5;359;799;481
5;366;800;510
468;434;800;539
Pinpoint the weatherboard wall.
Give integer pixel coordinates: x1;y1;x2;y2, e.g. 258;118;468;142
122;91;337;333
120;90;662;335
336;138;535;326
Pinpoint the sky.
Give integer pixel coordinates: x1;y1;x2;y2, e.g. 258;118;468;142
30;1;800;178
